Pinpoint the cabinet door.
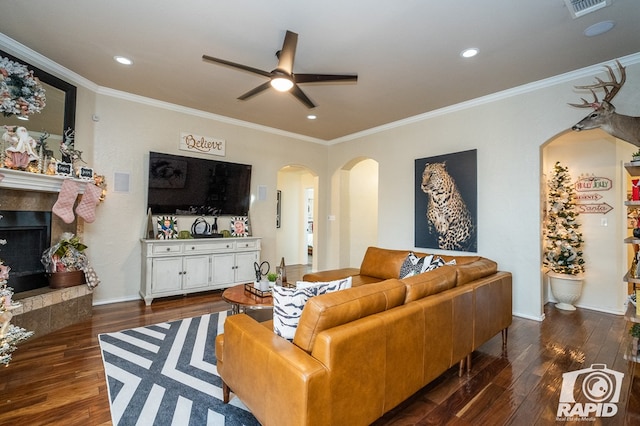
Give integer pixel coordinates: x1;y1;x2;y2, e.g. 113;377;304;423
183;255;210;289
212;253;235;285
151;257;183;293
235;251;260;283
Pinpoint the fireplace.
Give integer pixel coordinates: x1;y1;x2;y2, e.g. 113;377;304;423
0;210;52;293
0;171;93;337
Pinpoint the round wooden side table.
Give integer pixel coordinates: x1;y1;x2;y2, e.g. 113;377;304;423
222;283;273;315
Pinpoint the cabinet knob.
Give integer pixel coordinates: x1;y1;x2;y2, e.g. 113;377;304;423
226;244;230;248
166;248;171;252
191;246;195;250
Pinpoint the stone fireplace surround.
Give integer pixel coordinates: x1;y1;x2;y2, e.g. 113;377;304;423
0;169;93;336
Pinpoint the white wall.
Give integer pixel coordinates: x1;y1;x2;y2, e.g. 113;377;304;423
77;94;327;304
326;58;640;320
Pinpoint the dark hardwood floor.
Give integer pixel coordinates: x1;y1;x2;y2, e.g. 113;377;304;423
1;266;639;425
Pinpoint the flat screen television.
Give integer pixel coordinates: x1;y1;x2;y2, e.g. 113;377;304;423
147;151;252;216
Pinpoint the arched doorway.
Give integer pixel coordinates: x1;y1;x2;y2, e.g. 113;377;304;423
336;158;379;268
541;129;631;314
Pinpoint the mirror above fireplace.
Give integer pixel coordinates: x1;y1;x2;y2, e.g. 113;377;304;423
0;49;76;143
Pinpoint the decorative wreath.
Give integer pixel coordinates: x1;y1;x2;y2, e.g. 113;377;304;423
0;56;46;117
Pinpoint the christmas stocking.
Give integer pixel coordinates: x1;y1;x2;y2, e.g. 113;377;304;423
52;179;79;224
75;183;102;223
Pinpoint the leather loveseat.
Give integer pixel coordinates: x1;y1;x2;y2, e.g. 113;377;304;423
215;246;512;426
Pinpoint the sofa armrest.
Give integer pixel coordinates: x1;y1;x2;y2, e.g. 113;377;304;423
302;268;360;282
217;314;331;426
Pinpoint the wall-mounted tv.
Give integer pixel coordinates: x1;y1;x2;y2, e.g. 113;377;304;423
147;151;252;216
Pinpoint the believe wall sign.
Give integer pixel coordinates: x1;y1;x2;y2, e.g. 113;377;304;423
574;175;613;214
179;132;225;157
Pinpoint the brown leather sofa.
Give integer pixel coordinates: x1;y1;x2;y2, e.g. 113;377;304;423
216;247;512;426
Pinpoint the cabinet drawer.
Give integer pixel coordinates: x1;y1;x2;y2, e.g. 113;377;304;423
152;244;182;254
184;241;235;252
236;240;258;250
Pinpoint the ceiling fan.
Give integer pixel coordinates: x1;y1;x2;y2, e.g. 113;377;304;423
202;30;357;109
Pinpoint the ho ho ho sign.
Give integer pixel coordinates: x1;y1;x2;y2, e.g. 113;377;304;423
179;132;225;157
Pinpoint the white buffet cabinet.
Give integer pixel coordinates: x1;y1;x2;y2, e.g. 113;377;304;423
140;237;261;305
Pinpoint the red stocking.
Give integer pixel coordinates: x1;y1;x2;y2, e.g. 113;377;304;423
75;184;102;223
52;179;78;224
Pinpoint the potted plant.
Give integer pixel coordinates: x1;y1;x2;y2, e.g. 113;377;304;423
41;233;93;289
633;150;640;163
267;272;278;288
543;161;585;311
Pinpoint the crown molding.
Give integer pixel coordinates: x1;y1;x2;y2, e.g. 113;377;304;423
329;51;640;145
2;33;638;146
0;33;325;145
0;33;98;91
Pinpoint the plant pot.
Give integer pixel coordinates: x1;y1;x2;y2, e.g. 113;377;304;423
47;270;86;289
548;271;584;311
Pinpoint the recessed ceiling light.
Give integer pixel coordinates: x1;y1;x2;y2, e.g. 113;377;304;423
114;56;133;65
583;20;615;37
460;48;479;58
307;114;317;120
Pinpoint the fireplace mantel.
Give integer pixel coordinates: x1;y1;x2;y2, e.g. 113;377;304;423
0;168;87;193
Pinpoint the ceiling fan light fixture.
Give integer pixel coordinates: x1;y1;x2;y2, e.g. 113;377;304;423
271;76;294;92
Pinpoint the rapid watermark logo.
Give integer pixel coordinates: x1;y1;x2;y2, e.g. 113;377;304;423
557;364;624;420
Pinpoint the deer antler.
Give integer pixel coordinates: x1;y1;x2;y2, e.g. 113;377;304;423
569;59;626;108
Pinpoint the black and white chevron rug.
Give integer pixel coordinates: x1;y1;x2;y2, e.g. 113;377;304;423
98;311;259;425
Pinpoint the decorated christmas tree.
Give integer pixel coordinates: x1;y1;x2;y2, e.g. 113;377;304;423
543;161;585;275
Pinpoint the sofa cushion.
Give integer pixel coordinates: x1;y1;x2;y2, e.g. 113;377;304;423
401;265;458;303
302;268;360;283
360;247;414;279
456;258;498;286
273;277;352;340
293;279;406;353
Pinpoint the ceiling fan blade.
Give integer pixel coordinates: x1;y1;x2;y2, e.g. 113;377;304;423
276;30;298;75
291;84;315;109
294;73;358;84
238;81;272;100
202;54;272;78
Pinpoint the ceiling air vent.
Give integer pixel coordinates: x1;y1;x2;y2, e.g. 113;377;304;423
564;0;614;18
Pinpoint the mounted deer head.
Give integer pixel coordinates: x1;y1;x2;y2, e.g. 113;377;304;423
570;60;640;147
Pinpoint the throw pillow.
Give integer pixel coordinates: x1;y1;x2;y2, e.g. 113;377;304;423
399;252;433;278
424;256;457;272
273;277;352;340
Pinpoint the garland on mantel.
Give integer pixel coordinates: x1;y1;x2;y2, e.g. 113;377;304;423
0;56;46;117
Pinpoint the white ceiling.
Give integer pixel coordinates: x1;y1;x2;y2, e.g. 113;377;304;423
1;0;639;141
